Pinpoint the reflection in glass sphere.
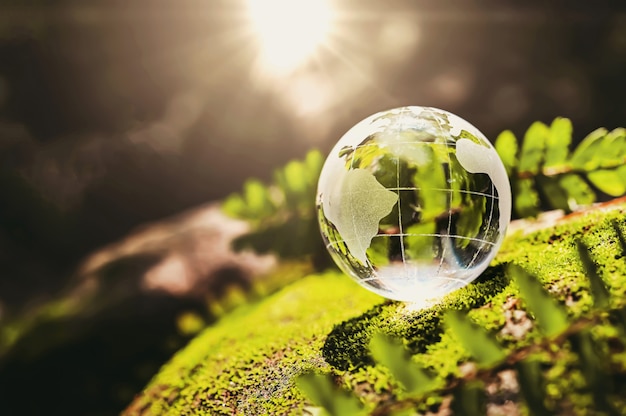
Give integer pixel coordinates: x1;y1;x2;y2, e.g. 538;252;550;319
317;106;511;306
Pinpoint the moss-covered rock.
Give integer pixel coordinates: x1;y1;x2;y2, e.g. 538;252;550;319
124;203;626;415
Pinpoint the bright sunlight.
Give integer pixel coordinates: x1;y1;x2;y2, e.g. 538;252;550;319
246;0;334;75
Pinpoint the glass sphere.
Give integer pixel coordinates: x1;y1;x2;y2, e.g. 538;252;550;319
317;106;511;305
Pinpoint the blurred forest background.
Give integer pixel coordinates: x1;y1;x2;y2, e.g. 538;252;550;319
0;0;625;415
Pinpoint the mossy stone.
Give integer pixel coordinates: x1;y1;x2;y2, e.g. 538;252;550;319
125;205;626;415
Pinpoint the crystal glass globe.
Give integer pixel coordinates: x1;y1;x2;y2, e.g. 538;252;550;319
317;106;511;306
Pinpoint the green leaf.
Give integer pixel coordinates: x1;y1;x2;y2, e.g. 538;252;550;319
369;333;437;395
223;150;324;259
296;373;365;416
518;121;549;175
598;127;626;168
233;215;319;257
536;176;570;212
507;120;626;218
305;150;324;184
275;161;309;209
244;179;273;217
611;127;626;154
508;264;570;337
587;169;626;196
494;130;518;177
514;178;540;218
569;128;608;171
221;193;247;218
284;161;307;193
558;174;596;209
222;179;276;221
544;117;572;168
444;310;506;367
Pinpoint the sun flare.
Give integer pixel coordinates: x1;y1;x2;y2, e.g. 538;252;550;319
245;0;333;75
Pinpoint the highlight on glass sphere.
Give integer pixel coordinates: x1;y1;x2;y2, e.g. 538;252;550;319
317;106;511;306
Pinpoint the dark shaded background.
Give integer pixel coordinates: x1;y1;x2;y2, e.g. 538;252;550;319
0;1;625;414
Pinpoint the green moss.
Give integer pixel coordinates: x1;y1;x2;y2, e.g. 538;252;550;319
124;272;384;415
125;205;626;415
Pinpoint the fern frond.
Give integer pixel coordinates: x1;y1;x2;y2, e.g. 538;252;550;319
221;150;324;259
495;119;626;217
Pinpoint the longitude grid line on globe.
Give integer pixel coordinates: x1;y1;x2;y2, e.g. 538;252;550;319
377;234;495;245
351;142;458;149
326;234;496;250
434;114;454;275
395;127;409;277
466;181;497;270
357;275;470;285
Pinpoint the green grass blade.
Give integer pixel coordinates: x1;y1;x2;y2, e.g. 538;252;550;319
575;240;610;309
444;310;506;367
516;357;549;415
451;381;486;416
508;264;570;337
612;219;626;257
296;372;365;416
570;330;617;415
369;333;436;395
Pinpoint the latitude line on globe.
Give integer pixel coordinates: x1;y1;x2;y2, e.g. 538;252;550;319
326;234;495;249
339;187;499;199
